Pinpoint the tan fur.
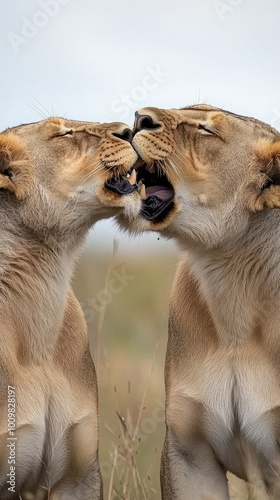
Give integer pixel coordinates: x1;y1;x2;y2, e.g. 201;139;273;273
0;118;137;499
119;105;280;498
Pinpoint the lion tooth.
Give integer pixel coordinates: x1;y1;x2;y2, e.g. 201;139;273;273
137;180;143;188
128;169;137;185
139;184;147;200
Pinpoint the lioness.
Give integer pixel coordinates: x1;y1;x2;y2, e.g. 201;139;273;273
0;117;139;499
111;105;280;498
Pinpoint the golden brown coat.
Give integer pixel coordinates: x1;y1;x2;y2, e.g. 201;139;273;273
0;118;137;499
120;105;280;498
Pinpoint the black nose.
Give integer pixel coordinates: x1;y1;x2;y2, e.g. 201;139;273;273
113;128;133;143
133;112;161;135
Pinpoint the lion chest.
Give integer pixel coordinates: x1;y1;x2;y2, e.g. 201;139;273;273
170;344;280;456
1;365;93;493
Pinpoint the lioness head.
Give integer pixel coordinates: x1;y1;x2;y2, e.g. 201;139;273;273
114;105;280;248
0;118;140;248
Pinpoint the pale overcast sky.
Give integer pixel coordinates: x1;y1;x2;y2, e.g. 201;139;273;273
1;0;279;253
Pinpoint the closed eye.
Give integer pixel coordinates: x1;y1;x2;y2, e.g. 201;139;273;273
60;130;73;137
51;129;74;139
197;123;216;136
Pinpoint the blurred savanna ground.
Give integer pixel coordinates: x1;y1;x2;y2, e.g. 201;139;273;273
73;241;267;500
73;240;176;499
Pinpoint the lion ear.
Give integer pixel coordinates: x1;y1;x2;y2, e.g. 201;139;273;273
0;133;30;199
249;139;280;211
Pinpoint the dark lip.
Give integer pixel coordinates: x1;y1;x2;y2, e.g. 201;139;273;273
105;176;138;195
140;195;175;222
105;162;175;223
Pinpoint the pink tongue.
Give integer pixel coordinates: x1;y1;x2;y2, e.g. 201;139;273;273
146;186;173;201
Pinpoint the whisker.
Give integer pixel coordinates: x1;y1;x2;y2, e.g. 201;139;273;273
167;151;186;181
79;167;104;185
172;148;188;166
59;161;106;214
74;157;107;180
157;160;166;178
165;156;184;184
29;96;52;118
26;100;48;120
78;161;117;185
154;154;184;185
50;101;56;118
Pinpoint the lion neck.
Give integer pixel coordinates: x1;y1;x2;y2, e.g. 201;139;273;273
182;211;280;346
0;219;82;365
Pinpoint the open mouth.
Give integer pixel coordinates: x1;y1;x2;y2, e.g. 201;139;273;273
105;162;175;222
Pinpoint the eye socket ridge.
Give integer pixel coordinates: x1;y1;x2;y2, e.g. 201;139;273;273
197;123;217;136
